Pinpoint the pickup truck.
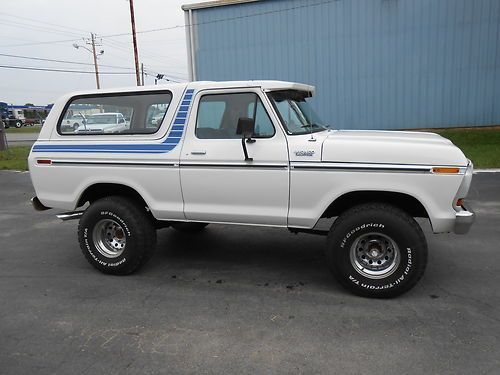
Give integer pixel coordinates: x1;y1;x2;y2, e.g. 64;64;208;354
28;80;475;298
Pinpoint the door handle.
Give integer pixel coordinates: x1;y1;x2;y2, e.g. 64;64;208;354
191;150;206;155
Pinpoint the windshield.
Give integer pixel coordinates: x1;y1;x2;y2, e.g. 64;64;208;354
267;90;328;135
86;115;116;125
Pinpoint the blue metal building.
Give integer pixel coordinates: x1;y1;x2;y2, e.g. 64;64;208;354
183;0;500;130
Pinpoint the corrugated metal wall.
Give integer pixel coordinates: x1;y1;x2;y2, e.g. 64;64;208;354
189;0;500;130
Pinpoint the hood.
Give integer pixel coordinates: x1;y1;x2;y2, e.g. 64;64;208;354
322;130;468;166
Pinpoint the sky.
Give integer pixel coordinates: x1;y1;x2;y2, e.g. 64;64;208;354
0;0;201;105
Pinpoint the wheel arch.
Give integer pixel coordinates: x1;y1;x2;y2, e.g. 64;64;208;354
321;190;430;220
77;182;149;209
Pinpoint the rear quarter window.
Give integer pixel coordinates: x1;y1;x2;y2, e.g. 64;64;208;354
58;91;172;135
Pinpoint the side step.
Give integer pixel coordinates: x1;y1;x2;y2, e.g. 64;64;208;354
56;211;85;221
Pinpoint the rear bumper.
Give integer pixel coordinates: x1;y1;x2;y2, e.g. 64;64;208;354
454;203;475;234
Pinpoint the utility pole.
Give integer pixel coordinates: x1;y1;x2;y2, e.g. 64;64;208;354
128;0;141;86
141;62;144;86
90;33;100;89
73;34;104;90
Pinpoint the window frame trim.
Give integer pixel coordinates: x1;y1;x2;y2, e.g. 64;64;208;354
56;89;173;136
194;91;276;140
266;90;326;136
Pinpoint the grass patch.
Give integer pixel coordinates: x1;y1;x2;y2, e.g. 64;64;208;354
0;128;497;171
4;126;41;134
433;128;500;168
0;146;30;170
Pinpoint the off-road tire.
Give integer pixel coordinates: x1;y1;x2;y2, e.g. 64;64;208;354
326;203;427;298
78;196;157;275
171;222;208;232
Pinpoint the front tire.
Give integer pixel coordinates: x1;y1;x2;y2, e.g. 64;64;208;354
15;121;22;128
326;203;427;298
78;196;157;275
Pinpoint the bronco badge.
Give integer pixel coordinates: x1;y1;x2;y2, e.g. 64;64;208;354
295;150;315;157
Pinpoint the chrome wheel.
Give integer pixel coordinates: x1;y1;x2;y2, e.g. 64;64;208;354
349;232;400;279
92;219;127;258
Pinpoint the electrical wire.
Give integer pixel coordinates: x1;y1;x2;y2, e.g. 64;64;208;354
0;63;187;82
100;0;338;38
0;19;83;38
1;0;338;47
0;11;92;34
0;64;136;75
0;52;135;70
0;37;82;48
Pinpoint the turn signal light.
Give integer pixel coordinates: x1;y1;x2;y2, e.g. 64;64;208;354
432;167;460;174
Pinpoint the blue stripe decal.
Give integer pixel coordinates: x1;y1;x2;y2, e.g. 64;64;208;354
33;88;195;154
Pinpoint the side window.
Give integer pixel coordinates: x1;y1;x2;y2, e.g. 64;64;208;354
146;103;169;129
59;91;172;135
196;93;275;139
247;99;275;138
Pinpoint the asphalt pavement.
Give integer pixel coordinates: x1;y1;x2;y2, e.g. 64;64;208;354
0;170;499;374
5;130;39;146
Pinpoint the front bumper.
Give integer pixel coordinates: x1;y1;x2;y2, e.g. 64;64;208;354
454;203;475;234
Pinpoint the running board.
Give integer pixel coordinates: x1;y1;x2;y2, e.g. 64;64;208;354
56;211;84;221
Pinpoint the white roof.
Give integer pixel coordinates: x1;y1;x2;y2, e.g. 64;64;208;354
64;80;315;97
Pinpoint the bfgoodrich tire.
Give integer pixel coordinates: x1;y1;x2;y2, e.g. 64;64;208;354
78;196;157;275
326;203;427;298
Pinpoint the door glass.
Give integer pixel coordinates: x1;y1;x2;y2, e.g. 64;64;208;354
196;93;275;139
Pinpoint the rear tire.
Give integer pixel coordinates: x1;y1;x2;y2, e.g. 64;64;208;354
326;203;427;298
171;222;208;232
78;196;157;275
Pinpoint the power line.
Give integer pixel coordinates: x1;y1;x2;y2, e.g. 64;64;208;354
0;11;91;34
100;0;338;39
0;19;83;38
0;37;82;48
0;63;187;82
0;0;338;47
0;64;137;75
0;52;135;70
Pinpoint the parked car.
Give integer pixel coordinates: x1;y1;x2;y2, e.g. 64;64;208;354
62;114;86;131
75;113;128;133
28;81;475;297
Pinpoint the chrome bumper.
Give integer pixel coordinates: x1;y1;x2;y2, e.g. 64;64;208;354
454;204;475;234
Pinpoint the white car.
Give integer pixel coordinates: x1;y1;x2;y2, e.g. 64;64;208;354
75;113;128;133
62;114;86;130
28;81;475;297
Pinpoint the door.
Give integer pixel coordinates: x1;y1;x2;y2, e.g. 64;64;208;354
180;89;290;226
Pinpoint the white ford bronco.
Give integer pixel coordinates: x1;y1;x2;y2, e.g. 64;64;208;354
29;81;475;298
